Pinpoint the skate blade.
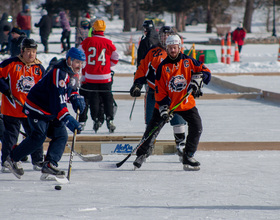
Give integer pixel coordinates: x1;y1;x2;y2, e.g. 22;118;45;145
3;162;22;179
40;173;69;184
183;165;200;171
1;167;11;173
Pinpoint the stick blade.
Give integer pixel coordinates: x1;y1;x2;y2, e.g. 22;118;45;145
80;154;103;162
99;163;118;169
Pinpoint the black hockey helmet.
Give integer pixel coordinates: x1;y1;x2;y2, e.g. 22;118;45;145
21;38;38;50
159;26;175;48
142;20;154;31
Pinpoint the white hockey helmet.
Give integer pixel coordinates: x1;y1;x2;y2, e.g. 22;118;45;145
166;34;181;47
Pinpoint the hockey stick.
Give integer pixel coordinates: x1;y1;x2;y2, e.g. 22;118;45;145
104;87;193;169
67;109;79;180
129;97;136;120
66;144;103;162
19;130;103;162
79;87;147;94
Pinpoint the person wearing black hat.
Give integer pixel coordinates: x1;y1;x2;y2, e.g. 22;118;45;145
35;9;52;53
0;12;12;53
0;25;11;54
10;27;26;57
136;20;159;67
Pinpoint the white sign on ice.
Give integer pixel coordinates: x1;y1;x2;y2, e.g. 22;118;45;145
101;143;137;154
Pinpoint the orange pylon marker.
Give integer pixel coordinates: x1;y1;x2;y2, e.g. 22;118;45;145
221;37;225;63
226;32;231;64
278;40;280;62
234;41;240;62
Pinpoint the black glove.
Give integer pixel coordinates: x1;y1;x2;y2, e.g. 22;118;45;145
63;114;82;133
3;89;15;104
130;83;142;97
70;95;86;114
190;72;204;98
159;105;173;122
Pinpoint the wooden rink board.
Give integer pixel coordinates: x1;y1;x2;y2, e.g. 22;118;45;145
1;138;280;156
55;136;280;155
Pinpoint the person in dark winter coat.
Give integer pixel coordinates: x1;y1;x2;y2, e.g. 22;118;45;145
137;20;159;67
16;4;31;38
10;27;26;57
0;13;12;53
59;10;71;52
35;9;52;53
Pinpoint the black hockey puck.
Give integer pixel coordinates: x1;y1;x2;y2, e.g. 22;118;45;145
55;185;62;190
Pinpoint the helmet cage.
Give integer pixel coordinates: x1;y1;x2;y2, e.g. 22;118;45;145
159;26;174;48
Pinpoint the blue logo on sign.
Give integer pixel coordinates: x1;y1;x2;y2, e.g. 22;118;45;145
112;144;133;153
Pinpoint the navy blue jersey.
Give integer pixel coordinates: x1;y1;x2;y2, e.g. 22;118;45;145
23;59;79;121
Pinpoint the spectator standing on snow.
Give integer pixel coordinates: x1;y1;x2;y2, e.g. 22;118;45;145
79;19;119;133
10;27;26;57
75;19;90;47
3;47;86;179
16;4;31;38
59;10;71;53
0;38;45;173
137;20;159;67
130;26;187;159
133;34;211;171
232;21;246;54
0;13;12;53
35;9;52;53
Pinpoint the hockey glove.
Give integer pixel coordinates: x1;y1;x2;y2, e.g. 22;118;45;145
159;105;173;122
190;72;204;98
63;114;82;133
130;83;142;97
70;95;86;114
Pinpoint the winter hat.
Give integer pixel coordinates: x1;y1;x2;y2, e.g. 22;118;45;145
24;4;29;10
41;9;47;16
238;21;243;28
11;27;22;35
3;25;11;32
81;19;90;27
93;20;106;32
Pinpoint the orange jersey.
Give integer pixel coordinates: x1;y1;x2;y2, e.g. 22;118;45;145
134;46;167;90
155;53;211;111
0;56;45;117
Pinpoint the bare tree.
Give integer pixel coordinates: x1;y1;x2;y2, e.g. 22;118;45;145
243;0;254;32
123;0;131;31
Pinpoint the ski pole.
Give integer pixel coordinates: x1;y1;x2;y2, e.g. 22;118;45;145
67;109;80;180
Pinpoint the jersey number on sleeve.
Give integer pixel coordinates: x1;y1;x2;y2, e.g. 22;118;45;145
88;47;106;66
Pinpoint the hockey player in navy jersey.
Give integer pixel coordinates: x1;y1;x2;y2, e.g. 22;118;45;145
4;47;86;179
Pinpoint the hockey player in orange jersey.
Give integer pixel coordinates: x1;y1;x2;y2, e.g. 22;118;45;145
133;35;211;171
0;38;45;172
130;26;187;159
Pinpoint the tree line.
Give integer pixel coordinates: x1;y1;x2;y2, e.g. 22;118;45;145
0;0;279;34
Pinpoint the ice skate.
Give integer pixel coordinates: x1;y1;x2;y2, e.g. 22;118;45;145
41;161;65;176
1;163;11;173
176;142;185;163
93;120;102;133
133;154;146;170
4;155;24;179
106;120;116;133
183;155;200;171
77;122;86;134
33;161;44;171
